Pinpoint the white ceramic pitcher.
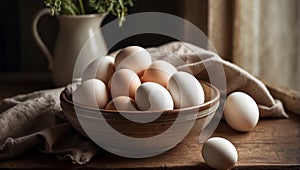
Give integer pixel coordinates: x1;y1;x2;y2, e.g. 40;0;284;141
32;9;107;86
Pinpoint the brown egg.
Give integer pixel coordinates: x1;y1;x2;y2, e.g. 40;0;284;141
110;69;141;99
105;96;137;111
81;56;115;84
141;60;177;87
114;46;152;75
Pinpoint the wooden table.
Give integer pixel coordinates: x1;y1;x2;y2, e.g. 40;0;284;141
0;77;299;169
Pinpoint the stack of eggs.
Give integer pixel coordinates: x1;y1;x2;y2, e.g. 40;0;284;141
73;46;205;111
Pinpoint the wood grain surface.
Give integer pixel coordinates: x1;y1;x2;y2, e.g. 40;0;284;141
0;81;299;169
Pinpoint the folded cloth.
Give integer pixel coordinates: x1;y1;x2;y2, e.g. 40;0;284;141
0;41;288;165
0;84;99;165
147;42;288;118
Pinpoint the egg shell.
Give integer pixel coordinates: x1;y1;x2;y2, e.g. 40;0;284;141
73;79;109;109
81;56;115;84
202;137;238;170
167;72;205;109
105;96;137;111
114;46;152;75
110;69;141;99
224;92;259;132
135;82;174;111
141;60;177;88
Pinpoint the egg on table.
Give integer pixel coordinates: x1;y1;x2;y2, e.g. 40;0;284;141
224;92;259;132
114;46;152;76
73;79;109;109
141;60;177;88
167;71;205;109
202;137;238;170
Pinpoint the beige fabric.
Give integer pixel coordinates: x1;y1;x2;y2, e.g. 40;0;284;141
0;85;99;164
0;41;288;165
207;0;300;91
148;42;288;118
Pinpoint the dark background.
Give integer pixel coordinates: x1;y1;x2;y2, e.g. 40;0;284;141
0;0;183;72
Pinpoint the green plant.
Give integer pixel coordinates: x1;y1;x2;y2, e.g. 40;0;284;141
44;0;134;26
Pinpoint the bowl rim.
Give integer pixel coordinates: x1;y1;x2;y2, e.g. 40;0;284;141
60;80;220;114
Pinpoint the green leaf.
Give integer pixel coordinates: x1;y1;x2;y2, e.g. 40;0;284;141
43;0;136;26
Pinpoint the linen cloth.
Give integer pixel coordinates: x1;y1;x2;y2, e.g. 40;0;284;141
0;42;288;165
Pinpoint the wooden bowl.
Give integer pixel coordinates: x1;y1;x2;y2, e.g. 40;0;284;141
60;80;220;157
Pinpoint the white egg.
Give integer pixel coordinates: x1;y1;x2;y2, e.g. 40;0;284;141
135;82;174;111
81;56;115;84
202;137;238;170
110;69;141;99
73;79;109;109
224;92;259;132
105;96;137;111
141;60;177;87
114;46;152;75
167;72;205;109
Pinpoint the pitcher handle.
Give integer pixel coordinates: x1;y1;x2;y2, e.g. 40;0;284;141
32;8;54;70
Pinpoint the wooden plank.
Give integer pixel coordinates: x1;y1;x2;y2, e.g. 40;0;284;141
183;0;208;35
0;114;299;169
213;114;300;167
183;0;209;50
208;0;234;61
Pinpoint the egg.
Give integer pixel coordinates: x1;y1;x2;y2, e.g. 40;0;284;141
135;82;174;111
202;137;238;170
167;72;205;109
73;79;109;109
81;56;115;84
224;92;259;132
114;46;152;75
110;69;141;99
141;60;177;87
105;96;137;111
